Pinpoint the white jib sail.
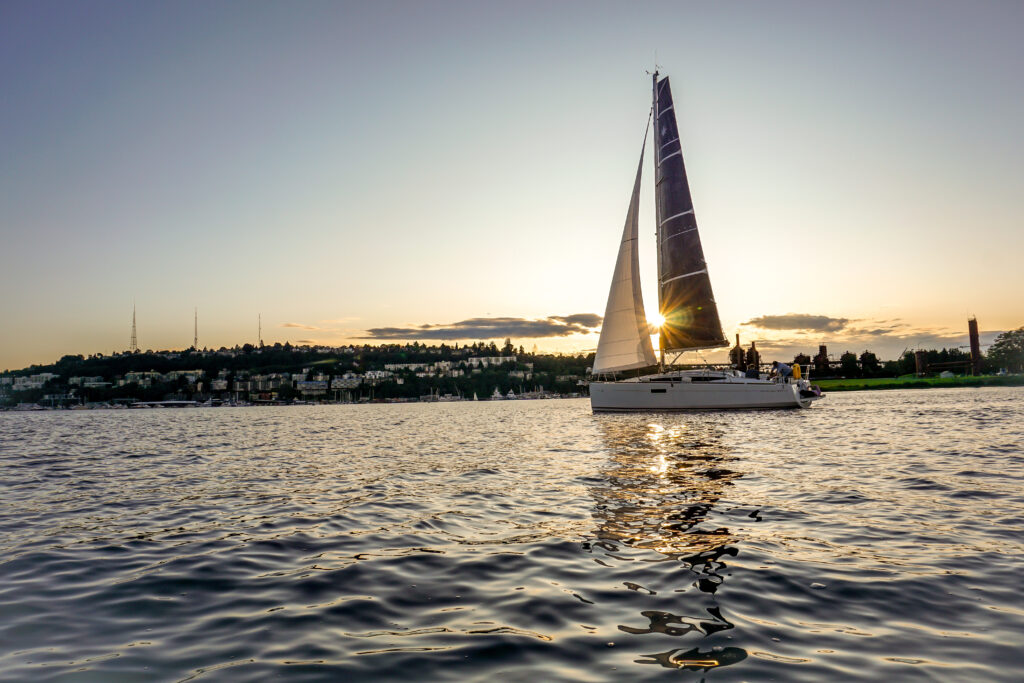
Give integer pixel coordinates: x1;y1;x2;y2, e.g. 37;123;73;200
592;141;657;375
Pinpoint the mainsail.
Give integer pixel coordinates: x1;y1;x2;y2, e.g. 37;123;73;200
592;127;658;375
653;74;728;353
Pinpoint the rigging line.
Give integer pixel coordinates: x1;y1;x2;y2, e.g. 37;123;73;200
642;104;653;147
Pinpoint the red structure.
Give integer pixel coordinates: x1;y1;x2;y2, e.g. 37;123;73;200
730;334;747;370
745;342;761;370
968;317;982;376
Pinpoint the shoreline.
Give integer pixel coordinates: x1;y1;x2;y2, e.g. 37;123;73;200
814;375;1024;392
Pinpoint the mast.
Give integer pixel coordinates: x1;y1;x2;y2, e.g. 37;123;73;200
652;72;665;371
652;74;728;357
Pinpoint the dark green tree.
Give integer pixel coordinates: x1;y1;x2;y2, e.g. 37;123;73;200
987;327;1024;372
859;351;880;377
898;351;916;376
839;351;859;378
882;360;902;376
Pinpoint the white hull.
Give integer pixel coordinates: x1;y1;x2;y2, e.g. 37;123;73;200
590;372;820;411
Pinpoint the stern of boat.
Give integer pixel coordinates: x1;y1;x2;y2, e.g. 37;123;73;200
794;378;825;408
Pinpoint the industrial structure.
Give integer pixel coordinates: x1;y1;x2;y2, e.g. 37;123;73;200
781;318;985;378
968;316;982;375
913;317;984;376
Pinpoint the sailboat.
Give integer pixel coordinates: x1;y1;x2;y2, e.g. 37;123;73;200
590;72;823;411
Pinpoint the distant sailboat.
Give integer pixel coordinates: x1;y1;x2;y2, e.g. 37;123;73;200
590;71;823;411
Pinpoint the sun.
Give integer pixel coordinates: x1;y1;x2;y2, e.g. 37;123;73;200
647;312;666;328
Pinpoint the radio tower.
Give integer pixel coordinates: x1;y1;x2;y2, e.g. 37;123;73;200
130;303;138;352
258;313;263;347
193;307;198;349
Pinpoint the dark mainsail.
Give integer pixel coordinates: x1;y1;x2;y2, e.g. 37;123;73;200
652;74;728;354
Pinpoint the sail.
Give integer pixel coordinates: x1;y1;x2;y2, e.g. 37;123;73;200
592;131;658;375
653;75;728;353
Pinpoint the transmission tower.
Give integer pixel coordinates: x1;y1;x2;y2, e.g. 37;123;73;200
130;303;138;352
258;313;263;347
193;307;198;349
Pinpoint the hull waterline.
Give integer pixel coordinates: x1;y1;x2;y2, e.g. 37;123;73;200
590;377;818;411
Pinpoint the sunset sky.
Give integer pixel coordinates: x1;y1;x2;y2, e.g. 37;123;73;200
2;1;1022;371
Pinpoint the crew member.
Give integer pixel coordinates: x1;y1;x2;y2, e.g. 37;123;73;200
771;360;792;382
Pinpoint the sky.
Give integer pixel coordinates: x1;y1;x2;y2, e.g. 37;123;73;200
2;0;1022;371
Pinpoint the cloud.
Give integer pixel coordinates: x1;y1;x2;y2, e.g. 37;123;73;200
361;314;603;340
550;313;603;328
742;313;850;332
281;322;320;330
295;339;317;345
857;327;903;335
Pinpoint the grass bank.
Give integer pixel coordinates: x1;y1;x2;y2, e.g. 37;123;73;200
814;375;1024;392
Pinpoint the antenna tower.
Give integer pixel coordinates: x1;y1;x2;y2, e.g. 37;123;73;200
193;307;198;349
258;314;263;347
130;303;138;352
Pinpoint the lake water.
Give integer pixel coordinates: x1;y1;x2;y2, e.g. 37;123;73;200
2;387;1023;681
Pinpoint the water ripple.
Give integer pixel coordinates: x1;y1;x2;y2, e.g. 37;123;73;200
1;388;1023;680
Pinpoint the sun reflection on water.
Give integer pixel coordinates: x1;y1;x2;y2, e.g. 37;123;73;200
588;415;747;671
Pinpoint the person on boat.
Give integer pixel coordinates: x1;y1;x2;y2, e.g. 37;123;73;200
771;361;792;382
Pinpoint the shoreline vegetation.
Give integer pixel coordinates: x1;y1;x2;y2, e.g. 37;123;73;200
0;340;595;409
815;374;1024;392
2;328;1021;408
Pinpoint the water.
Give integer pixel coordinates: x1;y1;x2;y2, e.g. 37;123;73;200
2;387;1023;681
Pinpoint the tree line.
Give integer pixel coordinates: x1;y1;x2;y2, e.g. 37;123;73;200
3;329;1022;405
0;338;593;405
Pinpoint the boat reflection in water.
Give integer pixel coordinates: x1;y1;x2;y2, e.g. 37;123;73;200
588;416;749;672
